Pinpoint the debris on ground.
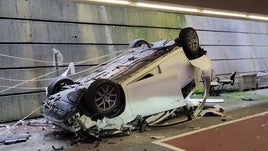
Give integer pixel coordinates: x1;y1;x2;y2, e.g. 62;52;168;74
0;118;56;146
199;104;225;117
261;123;268;127
0;124;8;128
150;136;165;139
0;133;31;145
190;125;201;130
0;104;224;147
221;115;234;122
27;118;50;127
52;145;64;150
221;117;227;121
241;96;254;101
241;92;257;101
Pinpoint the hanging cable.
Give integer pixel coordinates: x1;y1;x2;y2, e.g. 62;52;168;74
72;49;126;65
0;49;126;82
71;49;128;77
0;67;67;94
0;85;46;90
0;53;53;64
0;106;42;136
0;49;126;65
0;76;53;82
0;49;127;94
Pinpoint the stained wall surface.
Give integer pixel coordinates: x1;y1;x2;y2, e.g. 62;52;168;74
0;0;267;122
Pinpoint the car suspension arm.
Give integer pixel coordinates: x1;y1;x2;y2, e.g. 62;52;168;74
193;75;210;117
188;55;212;117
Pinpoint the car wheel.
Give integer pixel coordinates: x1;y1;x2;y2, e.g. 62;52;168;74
86;79;124;118
178;27;200;60
128;39;151;48
47;76;75;97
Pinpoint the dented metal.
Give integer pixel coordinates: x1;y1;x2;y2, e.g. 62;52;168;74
42;28;212;136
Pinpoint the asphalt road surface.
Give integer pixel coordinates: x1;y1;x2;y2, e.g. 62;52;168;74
1;90;268;151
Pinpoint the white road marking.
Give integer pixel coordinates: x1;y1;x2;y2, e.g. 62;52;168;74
152;110;268;151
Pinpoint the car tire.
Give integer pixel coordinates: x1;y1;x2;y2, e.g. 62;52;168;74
128;39;151;48
47;76;75;97
86;79;124;119
177;27;200;60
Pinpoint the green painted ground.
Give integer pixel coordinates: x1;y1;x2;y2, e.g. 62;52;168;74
192;90;268;108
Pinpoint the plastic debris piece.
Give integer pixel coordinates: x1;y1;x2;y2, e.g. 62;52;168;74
77;115;97;129
150;136;165;139
190;125;201;130
241;96;254;101
1;133;31;145
52;145;64;150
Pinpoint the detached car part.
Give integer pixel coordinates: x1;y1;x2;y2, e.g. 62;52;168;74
42;27;212;133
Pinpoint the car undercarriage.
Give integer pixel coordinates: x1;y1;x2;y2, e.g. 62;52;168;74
42;27;212;136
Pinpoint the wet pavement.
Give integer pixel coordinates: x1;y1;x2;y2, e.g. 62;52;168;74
1;89;268;151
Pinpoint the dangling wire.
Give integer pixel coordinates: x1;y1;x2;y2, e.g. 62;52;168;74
0;68;64;94
0;53;53;64
0;85;46;90
0;76;53;82
71;49;129;77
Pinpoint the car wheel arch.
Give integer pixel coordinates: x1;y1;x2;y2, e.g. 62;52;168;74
47;76;75;97
128;38;151;48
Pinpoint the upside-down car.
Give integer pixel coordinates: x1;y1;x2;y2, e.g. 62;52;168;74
42;27;212;133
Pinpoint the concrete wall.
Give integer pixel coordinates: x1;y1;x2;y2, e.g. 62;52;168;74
185;15;268;75
0;0;268;122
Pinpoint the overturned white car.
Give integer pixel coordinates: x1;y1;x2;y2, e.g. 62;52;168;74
42;27;212;133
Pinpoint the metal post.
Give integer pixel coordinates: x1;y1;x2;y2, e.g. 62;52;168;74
55;52;59;76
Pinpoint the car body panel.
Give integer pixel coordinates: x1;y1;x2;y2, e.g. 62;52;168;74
122;48;191;118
